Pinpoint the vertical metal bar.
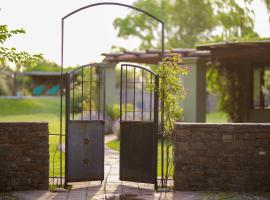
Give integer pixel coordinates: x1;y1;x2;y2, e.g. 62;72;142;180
141;69;144;121
161;23;165;189
98;67;101;120
125;66;128;121
72;72;75;120
150;74;152;120
120;65;123;122
260;67;265;108
161;120;164;188
154;75;159;190
103;67;106;121
161;23;165;58
89;66;91;120
81;67;84;120
90;66;93;120
133;67;136;120
60;19;64;186
65;73;70;187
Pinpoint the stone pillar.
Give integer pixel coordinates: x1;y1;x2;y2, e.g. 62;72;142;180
102;62;117;106
182;57;206;122
99;62;117;134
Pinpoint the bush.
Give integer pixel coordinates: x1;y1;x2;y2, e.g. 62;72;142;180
105;103;133;137
0;78;9;95
72;91;82;113
106;103;133;121
106;104;120;121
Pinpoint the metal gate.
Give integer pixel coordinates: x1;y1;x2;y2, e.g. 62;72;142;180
119;64;159;187
59;2;166;189
65;64;105;182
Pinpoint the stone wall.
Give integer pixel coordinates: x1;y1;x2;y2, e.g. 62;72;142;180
0;122;49;191
174;123;270;192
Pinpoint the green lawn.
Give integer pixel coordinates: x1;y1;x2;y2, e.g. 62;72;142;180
0;98;64;177
206;111;228;123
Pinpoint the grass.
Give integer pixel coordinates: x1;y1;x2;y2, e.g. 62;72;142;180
206;111;228;123
0;98;64;177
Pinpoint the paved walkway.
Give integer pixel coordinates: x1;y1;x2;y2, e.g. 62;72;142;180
11;135;270;200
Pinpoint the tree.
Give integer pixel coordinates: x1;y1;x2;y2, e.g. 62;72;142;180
113;0;259;49
244;0;270;12
25;58;61;72
0;25;42;95
0;25;42;68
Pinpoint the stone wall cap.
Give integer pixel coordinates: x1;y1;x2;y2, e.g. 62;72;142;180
0;122;48;125
175;122;270;127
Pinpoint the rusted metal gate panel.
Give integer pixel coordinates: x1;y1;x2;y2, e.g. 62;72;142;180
119;64;159;186
65;64;105;184
120;121;157;183
66;120;104;182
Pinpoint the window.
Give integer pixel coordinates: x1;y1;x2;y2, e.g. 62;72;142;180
253;67;270;109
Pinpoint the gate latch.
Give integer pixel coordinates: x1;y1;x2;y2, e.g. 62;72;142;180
83;138;89;144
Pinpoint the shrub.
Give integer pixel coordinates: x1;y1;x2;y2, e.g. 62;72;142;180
106;104;120;121
105;103;133;137
0;78;8;95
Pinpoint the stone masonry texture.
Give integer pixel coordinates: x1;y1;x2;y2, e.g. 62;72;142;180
174;123;270;192
0;122;49;192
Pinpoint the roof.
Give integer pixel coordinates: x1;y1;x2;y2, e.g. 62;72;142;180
197;40;270;50
196;40;270;62
17;71;62;76
102;49;210;64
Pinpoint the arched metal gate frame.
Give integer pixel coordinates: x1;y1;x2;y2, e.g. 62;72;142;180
59;2;166;190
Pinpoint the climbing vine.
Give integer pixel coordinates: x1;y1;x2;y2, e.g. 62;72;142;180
156;55;188;135
207;61;247;122
149;54;188;184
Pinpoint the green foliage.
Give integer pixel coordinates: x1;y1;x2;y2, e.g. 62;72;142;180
113;0;258;49
213;0;258;41
106;104;120;121
206;111;228;123
0;25;42;66
148;55;188;182
207;62;247;122
25;58;61;72
151;55;188;136
0;25;42;96
245;0;270;17
72;91;83;113
106;103;133;121
0;78;8;95
105;103;133;136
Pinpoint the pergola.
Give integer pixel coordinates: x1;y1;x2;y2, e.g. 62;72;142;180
197;40;270;122
102;49;209;64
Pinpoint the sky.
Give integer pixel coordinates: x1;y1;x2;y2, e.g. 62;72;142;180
0;0;270;67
